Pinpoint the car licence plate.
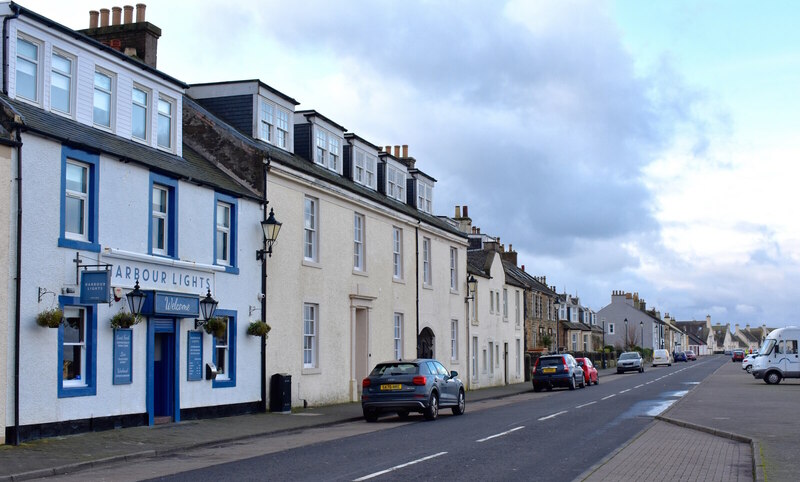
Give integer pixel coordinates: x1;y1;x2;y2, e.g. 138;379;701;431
543;368;556;374
380;384;402;390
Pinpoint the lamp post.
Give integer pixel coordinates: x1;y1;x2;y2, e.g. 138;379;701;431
553;297;561;353
640;320;644;351
601;317;606;369
624;318;628;350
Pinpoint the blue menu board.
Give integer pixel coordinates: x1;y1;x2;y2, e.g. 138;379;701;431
113;328;133;385
187;331;203;381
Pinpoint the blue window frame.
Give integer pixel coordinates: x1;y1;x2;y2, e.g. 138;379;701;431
212;309;237;388
57;296;97;398
148;172;178;258
213;193;238;274
59;146;100;252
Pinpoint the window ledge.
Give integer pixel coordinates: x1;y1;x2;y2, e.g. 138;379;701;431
302;259;322;269
450;289;460;296
392;277;406;285
59;237;101;253
219;265;239;275
302;367;321;375
352;269;368;277
422;284;433;291
212;378;235;388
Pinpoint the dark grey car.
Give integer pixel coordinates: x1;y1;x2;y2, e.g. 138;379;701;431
361;359;465;422
531;354;585;391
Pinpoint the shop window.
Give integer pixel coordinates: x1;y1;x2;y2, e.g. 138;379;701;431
212;309;237;388
58;297;96;398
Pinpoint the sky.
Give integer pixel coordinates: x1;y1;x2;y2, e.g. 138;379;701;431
18;0;800;328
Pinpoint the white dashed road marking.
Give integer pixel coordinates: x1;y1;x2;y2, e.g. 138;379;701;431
476;426;525;443
576;401;597;409
353;452;448;481
602;394;616;400
538;410;568;421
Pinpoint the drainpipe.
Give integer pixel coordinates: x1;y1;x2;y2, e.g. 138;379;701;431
12;127;23;445
3;4;22;95
260;156;270;413
414;224;419;356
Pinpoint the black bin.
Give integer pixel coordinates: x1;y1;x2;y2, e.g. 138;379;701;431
270;373;291;413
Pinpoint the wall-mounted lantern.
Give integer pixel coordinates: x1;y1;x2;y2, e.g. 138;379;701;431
194;289;219;330
126;280;146;318
256;208;282;260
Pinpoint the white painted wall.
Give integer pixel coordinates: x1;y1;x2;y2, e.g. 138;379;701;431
15;133;263;426
0;144;12;442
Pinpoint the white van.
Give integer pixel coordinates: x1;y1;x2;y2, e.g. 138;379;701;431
652;349;672;366
752;327;800;384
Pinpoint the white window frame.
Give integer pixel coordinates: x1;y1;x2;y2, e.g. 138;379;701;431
65;160;89;241
62;307;87;387
157;95;175;150
151;184;169;255
15;35;40;103
490;290;494;313
50;49;74;115
216;201;232;265
131;85;149;141
214;318;230;379
303;303;318;368
386;165;405;202
259;98;274;143
276;108;289;148
392;227;403;280
515;290;521;327
328;136;340;171
393;313;403;360
93;68;114;129
451;319;458;361
353;213;365;272
315;129;327;166
472;336;478;379
488;342;494;375
503;288;508;320
422;237;432;286
449;247;457;291
304;196;318;262
516;339;521;377
417;180;433;213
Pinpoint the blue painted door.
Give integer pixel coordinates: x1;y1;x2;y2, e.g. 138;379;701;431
154;331;174;417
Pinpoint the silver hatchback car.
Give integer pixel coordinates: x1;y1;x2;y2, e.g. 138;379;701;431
617;351;645;373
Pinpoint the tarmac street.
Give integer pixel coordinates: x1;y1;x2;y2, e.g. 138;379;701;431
0;355;785;481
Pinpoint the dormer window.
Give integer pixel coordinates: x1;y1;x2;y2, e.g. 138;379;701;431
157;96;174;149
131;86;149;141
93;70;113;128
315;128;341;172
417;181;433;214
16;36;40;103
386;165;405;202
328;136;340;171
355;149;377;189
276;109;289;148
259;99;274;143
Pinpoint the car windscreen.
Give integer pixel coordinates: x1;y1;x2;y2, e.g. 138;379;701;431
370;363;418;376
619;353;639;360
538;357;564;367
759;339;776;356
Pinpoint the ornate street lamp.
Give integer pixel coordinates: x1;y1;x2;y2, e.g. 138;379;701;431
126;280;146;318
465;275;477;302
195;289;219;330
257;208;282;260
624;318;628;350
640;320;644;350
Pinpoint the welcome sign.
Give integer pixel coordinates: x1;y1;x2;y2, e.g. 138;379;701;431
153;292;200;317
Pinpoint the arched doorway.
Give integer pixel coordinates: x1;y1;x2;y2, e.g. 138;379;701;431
417;327;435;359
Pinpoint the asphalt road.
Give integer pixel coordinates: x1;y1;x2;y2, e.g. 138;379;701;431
114;357;724;482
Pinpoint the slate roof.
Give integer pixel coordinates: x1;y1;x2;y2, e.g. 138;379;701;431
467;250;493;278
739;330;759;343
712;325;729;348
183;96;468;240
686;332;705;346
563;322;590;331
675;321;710;344
1;95;257;200
501;260;532;289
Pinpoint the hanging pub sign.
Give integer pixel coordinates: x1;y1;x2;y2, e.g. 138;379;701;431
80;270;111;304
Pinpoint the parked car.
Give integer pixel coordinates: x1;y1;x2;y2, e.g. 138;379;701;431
652;349;672;367
575;357;599;386
617;352;644;373
532;354;585;391
732;349;745;362
742;353;759;373
674;351;688;362
685;350;697;361
361;359;465;422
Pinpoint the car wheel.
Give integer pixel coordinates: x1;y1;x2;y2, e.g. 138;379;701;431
580;376;586;388
533;384;542;393
363;408;379;423
595;376;599;385
397;410;410;420
668;364;672;366
452;389;466;416
617;369;622;374
746;365;753;374
569;376;576;390
424;392;439;420
766;371;782;385
546;385;553;391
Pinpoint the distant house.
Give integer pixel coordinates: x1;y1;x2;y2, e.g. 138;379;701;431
674;316;714;356
596;291;668;351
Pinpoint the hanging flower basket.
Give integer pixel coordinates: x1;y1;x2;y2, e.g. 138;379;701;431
36;308;63;328
110;311;140;329
203;316;227;339
246;321;271;337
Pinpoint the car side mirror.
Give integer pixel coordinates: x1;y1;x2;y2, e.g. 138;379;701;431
450;370;458;378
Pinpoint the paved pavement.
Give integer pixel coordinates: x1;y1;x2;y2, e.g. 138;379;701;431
0;358;770;482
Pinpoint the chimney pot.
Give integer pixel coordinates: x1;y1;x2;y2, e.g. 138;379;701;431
521;264;525;272
509;244;513;252
463;205;469;218
455;205;461;218
100;8;110;27
402;145;408;157
89;10;99;28
477;228;481;234
112;7;122;25
136;3;146;22
385;145;391;155
123;5;134;23
394;145;401;157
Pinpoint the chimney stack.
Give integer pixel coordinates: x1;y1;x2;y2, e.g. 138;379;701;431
402;145;408;158
455;205;461;218
80;4;161;68
463;205;469;218
394;145;401;157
